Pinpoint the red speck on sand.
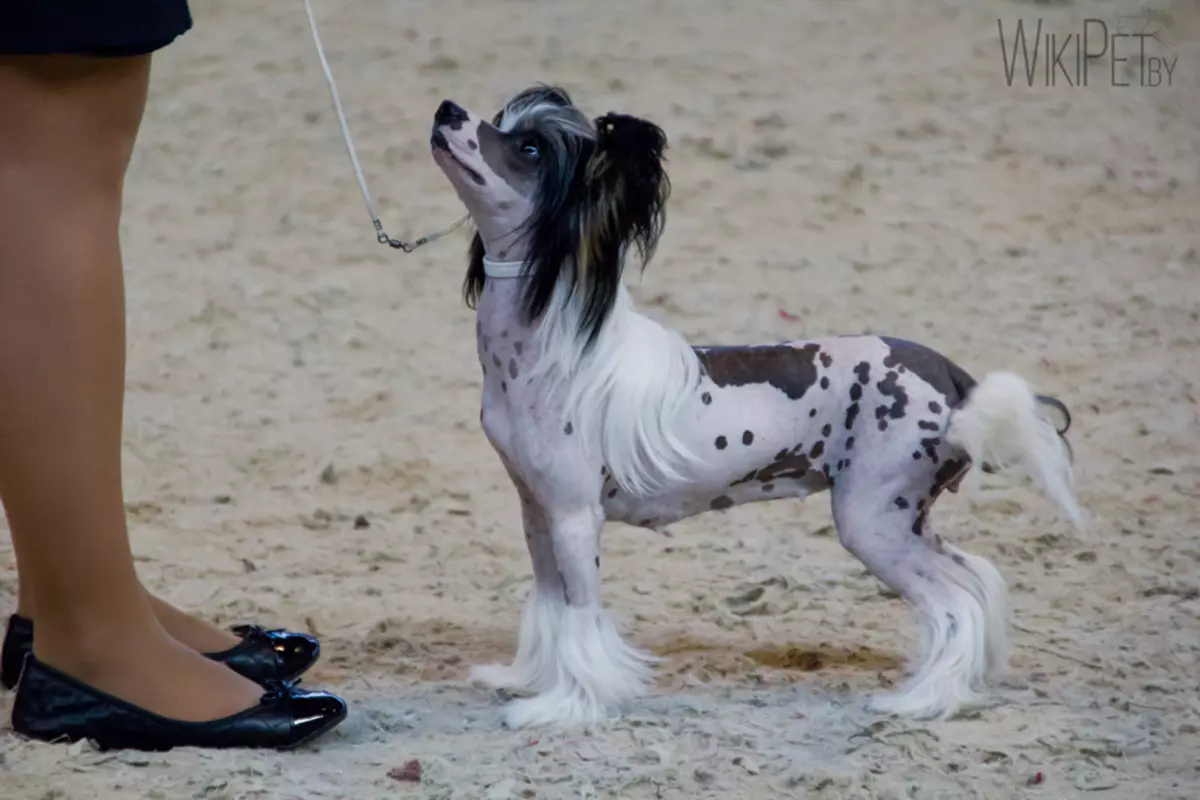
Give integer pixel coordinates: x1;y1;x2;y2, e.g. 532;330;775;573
388;760;422;782
1028;771;1044;785
778;309;799;321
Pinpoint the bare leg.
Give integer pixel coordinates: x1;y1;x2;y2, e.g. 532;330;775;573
16;576;241;655
0;54;259;720
830;473;1008;719
469;490;565;695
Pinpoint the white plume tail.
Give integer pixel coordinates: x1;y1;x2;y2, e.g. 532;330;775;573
945;371;1085;531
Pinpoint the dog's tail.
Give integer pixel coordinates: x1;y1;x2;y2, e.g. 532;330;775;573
945;371;1084;531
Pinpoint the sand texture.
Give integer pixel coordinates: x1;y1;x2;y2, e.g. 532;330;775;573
2;0;1199;797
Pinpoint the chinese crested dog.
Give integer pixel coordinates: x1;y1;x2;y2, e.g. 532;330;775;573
429;85;1084;729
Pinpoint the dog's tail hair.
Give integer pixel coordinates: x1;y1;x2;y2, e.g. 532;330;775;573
945;371;1085;531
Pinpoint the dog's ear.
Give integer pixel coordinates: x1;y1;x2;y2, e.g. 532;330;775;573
537;112;668;346
580;113;670;277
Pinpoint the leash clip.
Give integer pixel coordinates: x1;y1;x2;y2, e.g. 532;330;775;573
305;0;468;256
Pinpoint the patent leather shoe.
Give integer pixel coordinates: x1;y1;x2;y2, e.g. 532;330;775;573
1;615;320;690
11;655;347;751
0;613;32;692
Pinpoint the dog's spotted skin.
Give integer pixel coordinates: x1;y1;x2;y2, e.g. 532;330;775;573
598;337;969;535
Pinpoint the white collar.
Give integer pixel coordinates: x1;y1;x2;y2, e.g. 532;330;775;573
482;257;526;279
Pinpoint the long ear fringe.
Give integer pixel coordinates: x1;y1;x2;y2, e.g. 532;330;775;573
590;113;670;269
541;112;670;347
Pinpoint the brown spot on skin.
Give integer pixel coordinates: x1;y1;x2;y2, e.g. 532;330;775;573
694;343;821;401
880;337;976;408
876;370;909;420
501;329;509;338
854;361;871;385
931;458;970;498
845;403;860;430
928;401;943;414
492;354;502;368
775;448;789;460
809;441;825;459
564;422;573;435
809;409;818;418
895;497;910;509
715;435;728;450
742;430;754;445
912;458;969;536
878;419;888;431
762;483;775;492
508;359;519;379
498;248;508;257
912;451;922;460
467;139;478;150
819;352;833;368
821;423;832;437
514;341;524;356
849;383;862;401
710;495;734;510
501;381;507;393
918;420;940;431
846;436;855;449
594;556;600;568
701;392;712;405
731;449;813;486
820;377;830;390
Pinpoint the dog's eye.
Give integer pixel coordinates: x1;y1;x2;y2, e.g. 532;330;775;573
519;139;540;158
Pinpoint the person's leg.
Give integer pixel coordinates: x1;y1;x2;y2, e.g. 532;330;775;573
0;53;259;720
18;570;244;656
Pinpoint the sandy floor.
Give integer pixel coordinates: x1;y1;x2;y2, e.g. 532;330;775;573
2;0;1199;797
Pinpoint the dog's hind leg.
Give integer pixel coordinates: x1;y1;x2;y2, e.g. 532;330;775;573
468;492;565;697
500;503;658;729
830;464;1009;720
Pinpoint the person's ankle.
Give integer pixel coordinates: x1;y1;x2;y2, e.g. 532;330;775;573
30;611;164;677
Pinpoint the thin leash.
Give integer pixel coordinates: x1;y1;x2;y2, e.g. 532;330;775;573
302;0;468;253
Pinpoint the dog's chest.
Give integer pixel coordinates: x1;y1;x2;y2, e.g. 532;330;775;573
472;282;563;468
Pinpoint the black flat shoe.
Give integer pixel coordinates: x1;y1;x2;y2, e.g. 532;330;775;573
11;655;347;751
0;614;32;692
1;615;320;691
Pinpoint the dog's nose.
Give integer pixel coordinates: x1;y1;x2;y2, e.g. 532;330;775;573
434;99;469;128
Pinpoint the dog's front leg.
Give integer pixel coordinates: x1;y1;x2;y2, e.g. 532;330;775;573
469;477;564;697
499;501;658;729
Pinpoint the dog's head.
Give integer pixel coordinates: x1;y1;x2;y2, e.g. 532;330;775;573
430;85;670;346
